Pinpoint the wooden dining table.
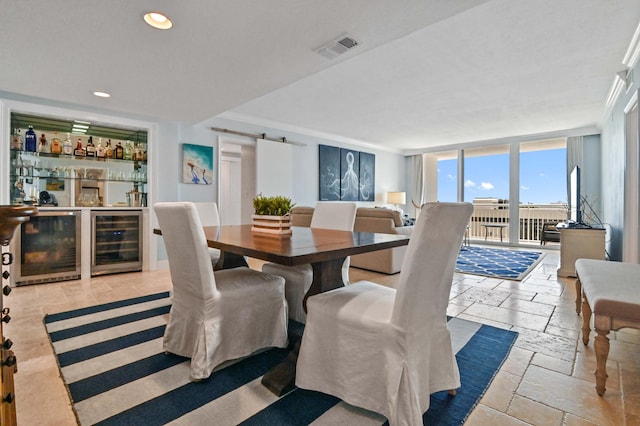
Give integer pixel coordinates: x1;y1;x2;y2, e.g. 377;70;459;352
155;224;410;395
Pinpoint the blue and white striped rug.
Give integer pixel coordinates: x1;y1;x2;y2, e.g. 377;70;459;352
45;292;518;425
456;246;544;280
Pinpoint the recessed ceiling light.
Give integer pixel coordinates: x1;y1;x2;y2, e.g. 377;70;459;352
144;12;173;30
93;91;111;98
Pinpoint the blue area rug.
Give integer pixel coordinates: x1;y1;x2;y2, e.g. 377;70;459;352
45;292;518;425
456;246;544;280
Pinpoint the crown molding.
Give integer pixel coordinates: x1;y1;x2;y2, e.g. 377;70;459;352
623;21;640;68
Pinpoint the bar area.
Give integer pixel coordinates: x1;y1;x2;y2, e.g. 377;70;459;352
4;111;151;286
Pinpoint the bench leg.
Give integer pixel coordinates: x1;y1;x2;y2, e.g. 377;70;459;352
594;328;610;396
581;294;591;345
575;278;582;314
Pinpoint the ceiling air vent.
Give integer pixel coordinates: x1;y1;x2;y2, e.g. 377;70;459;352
315;34;360;60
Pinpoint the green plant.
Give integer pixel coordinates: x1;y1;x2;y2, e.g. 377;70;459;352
252;194;295;216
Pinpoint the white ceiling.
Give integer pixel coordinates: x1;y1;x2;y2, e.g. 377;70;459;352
1;0;639;153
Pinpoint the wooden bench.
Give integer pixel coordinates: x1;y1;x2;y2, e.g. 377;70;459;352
575;259;640;396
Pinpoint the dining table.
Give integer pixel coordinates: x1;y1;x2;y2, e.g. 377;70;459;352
154;224;410;395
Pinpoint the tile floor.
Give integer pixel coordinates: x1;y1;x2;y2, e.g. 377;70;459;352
4;247;639;425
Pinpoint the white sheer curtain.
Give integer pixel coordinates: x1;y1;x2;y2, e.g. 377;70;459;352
411;154;425;217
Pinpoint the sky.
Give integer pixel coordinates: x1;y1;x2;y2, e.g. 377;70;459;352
437;148;567;204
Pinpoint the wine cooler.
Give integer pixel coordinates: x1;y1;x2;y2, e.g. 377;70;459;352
91;211;142;276
14;210;81;285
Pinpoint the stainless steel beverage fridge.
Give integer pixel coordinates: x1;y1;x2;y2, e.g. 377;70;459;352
14;210;81;285
91;210;142;276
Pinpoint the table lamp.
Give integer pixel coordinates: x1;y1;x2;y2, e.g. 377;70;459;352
387;191;406;216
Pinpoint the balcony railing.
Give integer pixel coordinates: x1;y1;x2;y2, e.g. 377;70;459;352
469;204;567;244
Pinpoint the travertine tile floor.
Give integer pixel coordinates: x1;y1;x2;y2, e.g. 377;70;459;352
5;247;640;425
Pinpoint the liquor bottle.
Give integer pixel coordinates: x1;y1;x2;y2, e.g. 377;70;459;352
63;133;73;155
124;140;133;160
86;136;96;157
38;133;50;153
114;141;124;159
74;138;86;156
25;125;37;152
105;139;114;158
11;129;23;150
51;132;62;154
96;138;105;158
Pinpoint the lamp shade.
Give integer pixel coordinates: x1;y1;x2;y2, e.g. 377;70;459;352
387;191;406;204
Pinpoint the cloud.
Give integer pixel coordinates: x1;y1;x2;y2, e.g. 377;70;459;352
464;179;475;187
480;182;494;190
447;174;456;180
521;185;529;190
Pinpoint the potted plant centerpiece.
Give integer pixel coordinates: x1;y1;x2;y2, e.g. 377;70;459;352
251;194;295;236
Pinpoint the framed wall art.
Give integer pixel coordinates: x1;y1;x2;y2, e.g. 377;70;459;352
319;144;341;201
358;151;375;201
318;144;375;201
182;143;213;185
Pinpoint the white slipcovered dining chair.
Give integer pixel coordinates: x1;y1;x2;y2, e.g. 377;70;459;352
154;202;288;380
193;202;222;267
262;202;357;323
296;202;474;425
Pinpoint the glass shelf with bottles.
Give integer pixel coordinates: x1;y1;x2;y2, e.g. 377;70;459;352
9;146;147;207
10;151;147;181
11;129;147;163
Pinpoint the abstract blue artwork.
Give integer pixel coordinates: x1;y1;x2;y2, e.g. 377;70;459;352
318;144;375;201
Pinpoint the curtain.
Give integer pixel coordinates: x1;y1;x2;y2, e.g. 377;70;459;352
411;154;425;216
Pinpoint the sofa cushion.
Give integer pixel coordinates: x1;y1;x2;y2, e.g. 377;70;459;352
394;226;413;237
290;206;314;227
356;207;404;227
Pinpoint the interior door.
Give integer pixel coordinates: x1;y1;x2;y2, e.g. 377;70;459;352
220;150;242;226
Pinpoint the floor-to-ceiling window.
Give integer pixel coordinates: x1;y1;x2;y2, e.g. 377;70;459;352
436;151;458;202
425;138;568;246
463;145;510;242
519;139;567;244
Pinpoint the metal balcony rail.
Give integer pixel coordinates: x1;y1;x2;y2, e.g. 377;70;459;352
468;204;567;243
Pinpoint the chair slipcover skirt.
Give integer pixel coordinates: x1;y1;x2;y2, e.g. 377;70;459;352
164;267;288;379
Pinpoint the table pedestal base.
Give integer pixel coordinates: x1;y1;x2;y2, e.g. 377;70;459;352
214;252;248;270
261;257;346;396
261;340;301;396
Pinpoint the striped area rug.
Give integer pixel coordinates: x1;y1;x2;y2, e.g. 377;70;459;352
45;292;518;425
